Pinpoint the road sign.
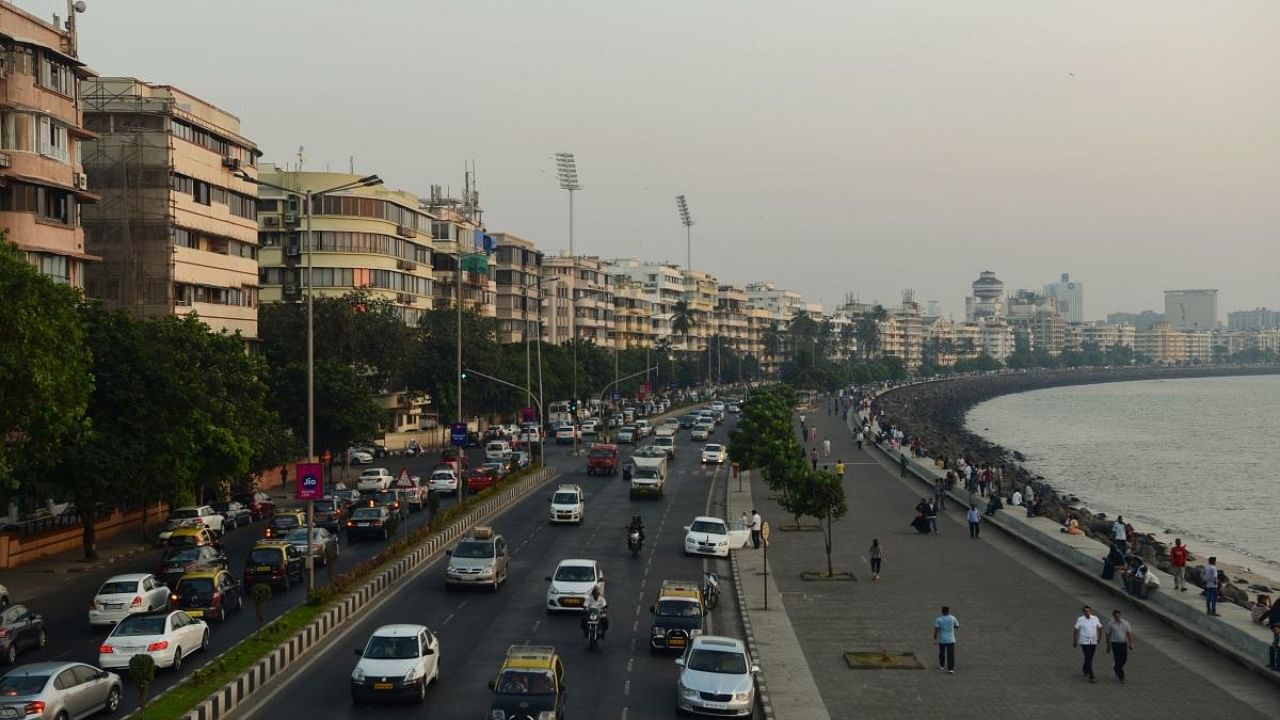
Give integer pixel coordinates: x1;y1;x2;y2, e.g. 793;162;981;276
295;462;324;501
450;423;468;447
612;390;620;401
395;468;413;487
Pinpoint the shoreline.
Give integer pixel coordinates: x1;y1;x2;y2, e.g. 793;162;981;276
873;366;1280;605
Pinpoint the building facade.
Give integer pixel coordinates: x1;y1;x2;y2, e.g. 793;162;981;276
1227;308;1280;331
1042;273;1084;323
491;232;542;344
0;4;97;287
541;253;614;348
81;78;260;337
1106;310;1165;333
1164;289;1218;330
422;187;495;318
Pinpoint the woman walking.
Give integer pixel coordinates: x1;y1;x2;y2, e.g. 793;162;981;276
869;539;884;580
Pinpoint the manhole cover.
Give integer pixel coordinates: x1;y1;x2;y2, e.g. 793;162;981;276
845;651;924;670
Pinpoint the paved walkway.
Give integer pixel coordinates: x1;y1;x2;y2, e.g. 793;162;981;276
738;401;1279;719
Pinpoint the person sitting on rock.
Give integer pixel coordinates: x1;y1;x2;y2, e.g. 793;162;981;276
1063;516;1082;535
1251;594;1273;625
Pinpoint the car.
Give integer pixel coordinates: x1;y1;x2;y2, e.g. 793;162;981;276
89;574;171;627
265;509;306;539
163;525;217;550
467;467;500;493
548;485;585;524
633;444;668;460
350;443;389;459
155;544;228;587
480;461;511;478
545;559;604;612
683;516;750;558
427;469;459;495
487;645;566;720
393;474;428;511
234;491;275;521
579;419;598;433
444;526;509;591
675;635;758;716
368;489;408;521
0;662;122;719
554;425;576;445
345;506;393;542
357;468;394;493
0;584;9;609
634;419;652;438
727;403;741;414
511;450;532;469
243;540;305;590
347;447;375;465
211;500;252;530
701;443;728;465
517;427;541;445
168;569;244;622
439;448;469;471
312;497;347;531
350;624;441;703
97;610;209;672
690;424;711;442
616;426;637;444
586;443;619;476
163;506;225;537
678;413;701;429
653;436;677;458
284;527;340;565
0;605;45;664
649;580;704;653
485;440;512;463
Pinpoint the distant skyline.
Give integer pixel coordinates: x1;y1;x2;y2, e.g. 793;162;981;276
37;0;1279;318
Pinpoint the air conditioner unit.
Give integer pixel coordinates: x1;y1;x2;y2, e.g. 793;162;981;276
283;212;299;226
74;172;88;190
396;224;415;238
285;245;301;257
396;259;416;271
222;157;241;171
262;215;281;227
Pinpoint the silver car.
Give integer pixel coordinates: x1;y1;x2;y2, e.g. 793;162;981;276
0;662;122;719
675;635;758;716
283;527;339;565
444;527;508;591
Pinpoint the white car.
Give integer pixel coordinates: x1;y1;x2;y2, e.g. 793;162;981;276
683;516;746;558
701;444;728;464
350;624;440;704
549;485;585;524
579;419;598;433
98;610;209;672
427;470;459;495
88;574;171;627
653;436;676;458
634;420;652;438
690;424;711;442
554;425;577;445
357;468;394;492
545;559;604;612
347;448;375;465
485;441;512;463
157;506;225;542
675;635;758;717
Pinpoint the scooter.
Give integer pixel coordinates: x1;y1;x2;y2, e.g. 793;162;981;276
627;529;643;558
702;571;720;610
585;607;605;650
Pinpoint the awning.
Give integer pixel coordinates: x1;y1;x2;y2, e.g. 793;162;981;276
3;171;100;202
0;32;86;66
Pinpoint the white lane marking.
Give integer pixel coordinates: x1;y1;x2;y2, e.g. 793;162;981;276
621;708;629;720
632;619;639;632
626;657;634;673
531;620;541;634
624;679;631;696
441;613;455;626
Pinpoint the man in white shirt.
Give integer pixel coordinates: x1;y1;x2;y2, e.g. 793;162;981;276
1112;516;1128;551
1072;605;1104;682
1010;489;1023;507
1203;556;1220;616
750;510;763;550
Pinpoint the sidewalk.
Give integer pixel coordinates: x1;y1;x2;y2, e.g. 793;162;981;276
736;401;1278;719
0;531;152;604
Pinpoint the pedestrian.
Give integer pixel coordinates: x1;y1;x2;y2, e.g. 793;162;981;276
1270;623;1280;671
966;505;981;538
855;430;864;450
810;448;819;472
1170;538;1188;592
810;426;818;445
823;437;831;458
899;452;909;478
977;467;988;497
934;478;947;511
925;499;939;535
869;539;883;580
1112;515;1128;552
835;460;845;480
1204;556;1220;616
1073;605;1103;683
1104;609;1135;683
750;509;762;549
933;606;959;673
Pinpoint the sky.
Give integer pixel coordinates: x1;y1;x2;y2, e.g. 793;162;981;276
38;0;1280;320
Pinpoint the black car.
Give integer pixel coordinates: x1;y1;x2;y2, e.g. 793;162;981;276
678;414;700;430
345;506;392;542
211;501;252;530
369;491;408;521
169;570;244;622
156;545;228;587
243;541;305;591
312;498;346;531
0;605;45;665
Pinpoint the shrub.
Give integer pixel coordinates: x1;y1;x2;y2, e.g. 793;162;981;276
129;654;156;707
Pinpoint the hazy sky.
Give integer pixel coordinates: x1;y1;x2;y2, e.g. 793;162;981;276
43;0;1279;319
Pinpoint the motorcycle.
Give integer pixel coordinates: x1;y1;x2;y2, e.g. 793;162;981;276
585;607;605;650
702;571;720;610
406;440;421;457
627;529;643;558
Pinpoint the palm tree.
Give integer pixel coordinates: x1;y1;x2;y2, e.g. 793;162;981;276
856;305;887;361
671;300;694;353
839;322;856;359
762;320;782;368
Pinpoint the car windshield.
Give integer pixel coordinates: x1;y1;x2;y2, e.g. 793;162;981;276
350;508;382;520
171;509;199;519
656;599;702;617
495;669;556;695
690;521;725;535
163;548;201;562
98;580;138;594
273;516;300;529
686;648;749;674
552;492;579;504
453;541;494;559
0;674;47;696
284;528;311;542
655;438;672;445
313;501;336;512
113;615;167;637
363;635;419;660
554;565;596;582
248;549;282;565
588;449;613;459
166;534;201;546
704;445;723;453
176;578;215;597
431;472;455;480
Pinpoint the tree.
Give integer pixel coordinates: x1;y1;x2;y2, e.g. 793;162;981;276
269;360;386;460
855;305;887;361
0;240;92;495
129;654;156;708
670;300;694;355
804;471;849;578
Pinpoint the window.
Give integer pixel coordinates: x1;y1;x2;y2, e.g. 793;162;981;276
38;53;74;96
0;112;34;153
36;186;73;224
36;117;69;163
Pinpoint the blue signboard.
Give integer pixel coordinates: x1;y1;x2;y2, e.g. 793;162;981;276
450;423;468;447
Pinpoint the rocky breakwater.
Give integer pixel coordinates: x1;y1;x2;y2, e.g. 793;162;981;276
874;366;1280;607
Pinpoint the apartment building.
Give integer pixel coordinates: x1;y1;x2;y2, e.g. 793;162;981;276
254;165;435;326
81;78;260;337
682;269;718;352
612;277;656;349
491;232;542;343
422;186;494;317
1164;289;1218;330
541;253;613;347
1227;308;1280;331
746;281;804;324
0;4;97;286
715;284;749;354
1134;322;1188;364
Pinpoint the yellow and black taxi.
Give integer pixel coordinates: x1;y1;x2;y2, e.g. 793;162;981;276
242;539;305;591
169;569;244;622
486;645;566;720
264;509;306;539
649;580;705;652
163;525;217;550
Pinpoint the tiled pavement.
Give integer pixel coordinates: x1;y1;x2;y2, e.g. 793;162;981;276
744;403;1278;719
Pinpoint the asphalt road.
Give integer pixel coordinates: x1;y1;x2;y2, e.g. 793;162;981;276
236;419;752;720
2;445;491;715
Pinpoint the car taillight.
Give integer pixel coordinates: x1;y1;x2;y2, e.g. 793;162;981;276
146;641;168;652
345;521;354;528
89;598;98;609
130;596;143;608
0;628;9;638
210;591;222;608
23;701;45;716
98;645;113;654
169;593;179;606
193;518;204;526
273;567;284;577
265;529;273;537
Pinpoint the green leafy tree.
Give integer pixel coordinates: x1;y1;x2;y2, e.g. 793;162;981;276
129;654;156;708
670;300;694;355
805;471;849;577
269;360;386;460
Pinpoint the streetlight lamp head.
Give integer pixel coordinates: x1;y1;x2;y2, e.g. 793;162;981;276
555;152;581;191
676;195;693;227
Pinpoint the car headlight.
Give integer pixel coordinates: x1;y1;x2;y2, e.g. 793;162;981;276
538;713;557;720
690;629;703;636
489;711;506;720
549;587;560;595
403;666;419;682
651;626;665;636
351;667;365;682
717;539;729;546
680;683;699;700
478;568;494;577
733;690;752;702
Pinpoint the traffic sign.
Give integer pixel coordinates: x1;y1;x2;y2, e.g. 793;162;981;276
395;468;414;487
612;390;620;401
450;423;468;447
295;462;324;501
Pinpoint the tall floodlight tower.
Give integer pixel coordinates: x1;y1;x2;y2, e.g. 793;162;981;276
676;194;694;271
555;153;581;255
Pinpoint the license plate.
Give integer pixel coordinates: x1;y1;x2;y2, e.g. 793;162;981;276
373;683;393;690
1;707;20;719
563;597;583;606
185;610;204;617
670;638;686;646
256;565;272;572
357;522;370;527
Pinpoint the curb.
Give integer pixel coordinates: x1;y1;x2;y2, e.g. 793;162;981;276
174;466;561;720
730;542;774;720
35;544;152;574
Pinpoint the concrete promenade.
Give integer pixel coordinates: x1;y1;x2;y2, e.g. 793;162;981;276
734;400;1279;719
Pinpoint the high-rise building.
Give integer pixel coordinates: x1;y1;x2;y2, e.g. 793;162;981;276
541;253;613;347
1106;310;1164;332
491;232;542;344
1;4;97;287
964;271;1005;321
1227;308;1280;331
421;185;495;318
1043;273;1084;323
1164;289;1218;330
81;78;261;338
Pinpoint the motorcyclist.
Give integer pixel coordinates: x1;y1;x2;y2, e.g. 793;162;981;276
627;515;646;546
581;584;609;639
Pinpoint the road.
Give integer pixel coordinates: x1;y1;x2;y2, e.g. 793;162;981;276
236;418;755;720
3;445;490;715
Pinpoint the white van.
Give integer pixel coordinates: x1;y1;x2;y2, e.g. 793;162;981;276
485;440;512;463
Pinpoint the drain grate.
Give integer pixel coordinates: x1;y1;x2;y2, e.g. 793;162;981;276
845;651;925;670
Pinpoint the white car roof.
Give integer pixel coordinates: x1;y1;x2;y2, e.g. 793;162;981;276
104;573;152;583
691;516;724;525
690;634;746;652
556;558;598;568
370;623;429;637
703;444;724;450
